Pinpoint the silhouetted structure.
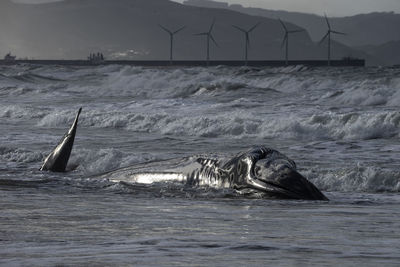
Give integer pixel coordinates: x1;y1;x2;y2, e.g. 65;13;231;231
0;59;365;67
88;52;105;64
159;24;185;64
319;14;346;66
279;19;304;66
195;19;218;66
4;52;16;62
232;22;260;66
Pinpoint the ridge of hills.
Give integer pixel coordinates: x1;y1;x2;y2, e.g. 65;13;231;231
0;0;376;64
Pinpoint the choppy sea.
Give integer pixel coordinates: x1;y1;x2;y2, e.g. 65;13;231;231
1;64;400;266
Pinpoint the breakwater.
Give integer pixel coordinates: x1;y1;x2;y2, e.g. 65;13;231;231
0;59;365;67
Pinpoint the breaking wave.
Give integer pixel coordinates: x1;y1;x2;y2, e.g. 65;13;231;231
1;65;399;102
2;64;400;195
35;107;400;141
306;165;400;193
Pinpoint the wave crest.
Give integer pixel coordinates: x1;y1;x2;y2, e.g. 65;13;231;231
308;165;400;193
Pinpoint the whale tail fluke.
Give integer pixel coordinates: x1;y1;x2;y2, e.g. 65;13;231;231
40;108;82;172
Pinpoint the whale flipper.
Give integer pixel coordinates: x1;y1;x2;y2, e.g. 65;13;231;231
40;108;82;172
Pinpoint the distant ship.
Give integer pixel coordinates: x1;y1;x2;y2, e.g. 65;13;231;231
4;53;16;62
88;52;105;64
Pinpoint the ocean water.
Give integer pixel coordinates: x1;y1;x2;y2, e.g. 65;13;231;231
1;64;400;266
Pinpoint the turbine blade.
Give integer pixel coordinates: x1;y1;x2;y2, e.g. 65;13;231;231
324;14;331;30
281;35;288;49
278;18;288;32
173;26;186;34
195;32;208;36
289;29;305;34
248;22;261;33
246;34;250;47
209;19;216;33
232;25;246;33
159;24;172;35
331;30;346;35
210;34;219;47
318;32;329;45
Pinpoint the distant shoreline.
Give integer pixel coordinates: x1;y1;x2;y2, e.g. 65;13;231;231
0;59;365;67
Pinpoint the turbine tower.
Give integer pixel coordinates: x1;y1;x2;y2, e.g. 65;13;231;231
232;22;260;66
195;19;218;66
319;14;345;66
279;19;304;66
159;24;185;65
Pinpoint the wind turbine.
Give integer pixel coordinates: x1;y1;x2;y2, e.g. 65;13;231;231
279;19;304;66
232;22;260;66
319;14;345;66
159;24;185;64
195;19;218;66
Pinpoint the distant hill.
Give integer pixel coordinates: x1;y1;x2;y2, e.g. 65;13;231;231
0;0;371;64
184;0;400;46
184;0;399;65
357;41;400;66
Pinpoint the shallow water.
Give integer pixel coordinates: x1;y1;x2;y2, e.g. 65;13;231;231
2;188;400;266
1;64;400;266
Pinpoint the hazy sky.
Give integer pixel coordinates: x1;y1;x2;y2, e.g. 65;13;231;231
13;0;400;17
175;0;400;16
